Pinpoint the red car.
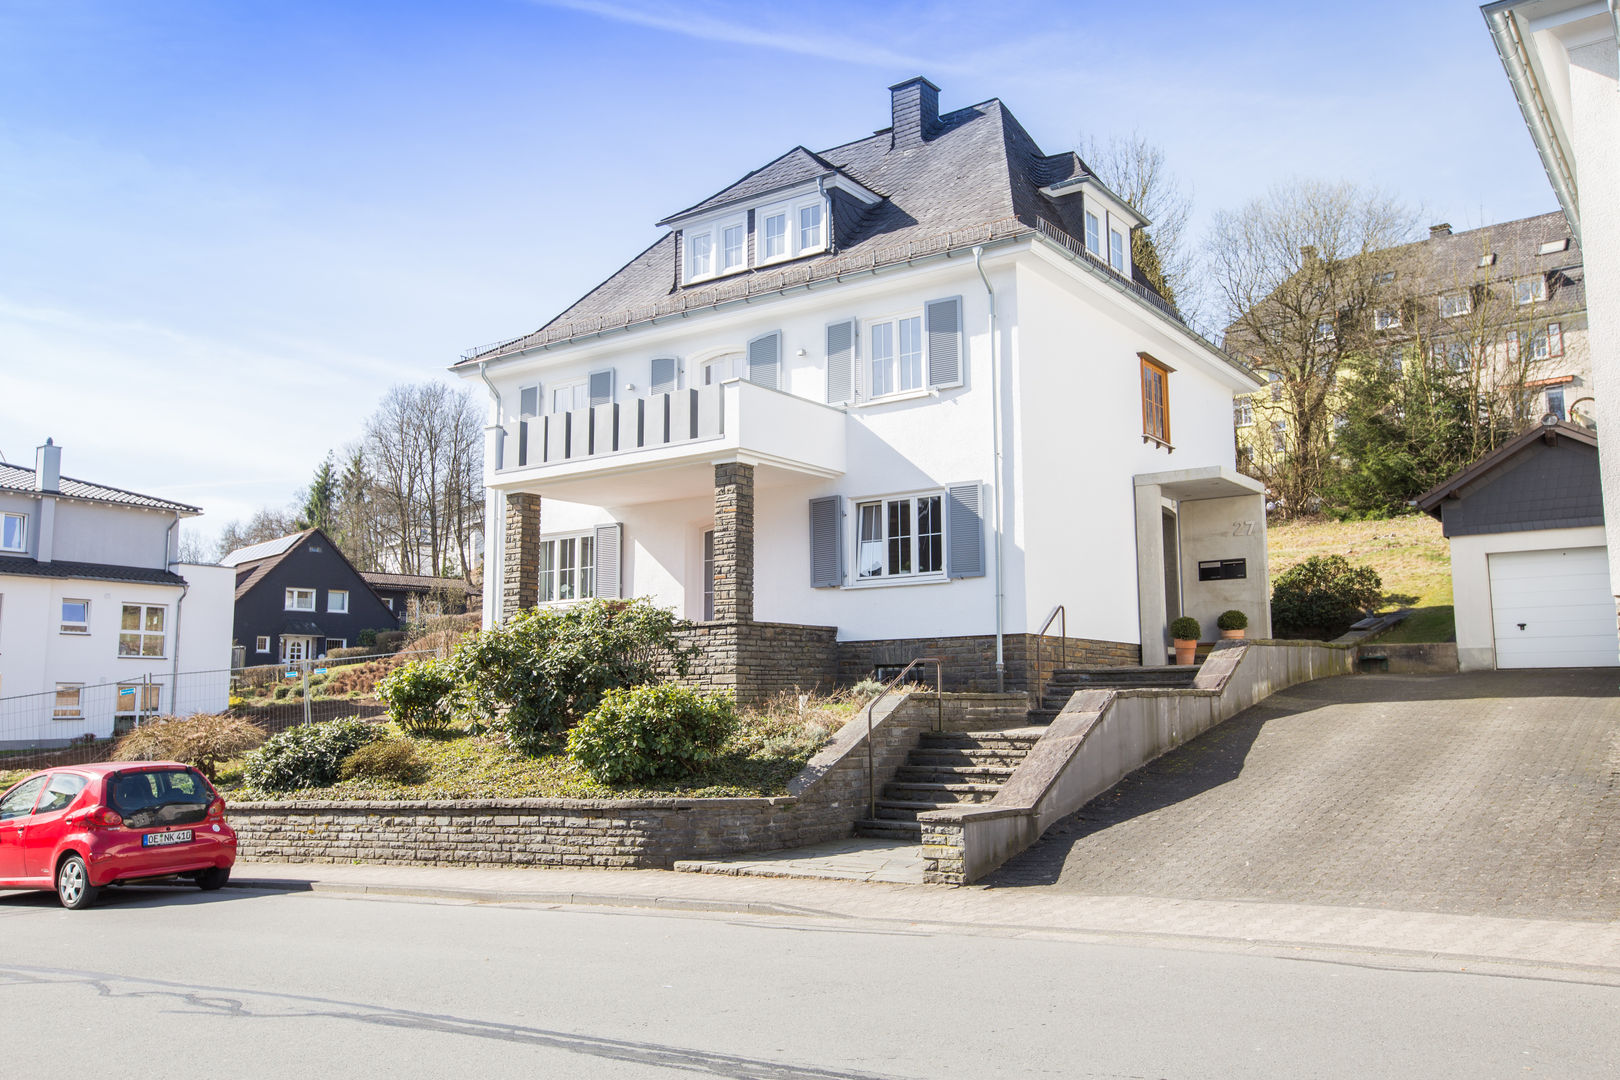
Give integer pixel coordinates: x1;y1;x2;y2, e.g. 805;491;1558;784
0;762;237;909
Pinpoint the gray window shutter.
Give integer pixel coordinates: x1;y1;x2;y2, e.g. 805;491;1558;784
946;482;985;579
808;495;842;588
593;522;622;599
589;369;615;406
925;296;963;389
747;331;781;391
650;357;679;395
825;319;855;404
518;384;540;419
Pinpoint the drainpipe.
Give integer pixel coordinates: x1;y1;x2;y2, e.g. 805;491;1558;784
478;361;506;625
973;246;1006;692
166;513;188;709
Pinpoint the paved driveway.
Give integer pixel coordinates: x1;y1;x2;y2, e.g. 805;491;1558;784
986;670;1620;921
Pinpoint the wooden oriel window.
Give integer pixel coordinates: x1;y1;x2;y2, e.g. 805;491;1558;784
1140;353;1172;448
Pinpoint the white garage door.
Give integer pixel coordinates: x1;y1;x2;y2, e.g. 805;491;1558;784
1488;546;1618;668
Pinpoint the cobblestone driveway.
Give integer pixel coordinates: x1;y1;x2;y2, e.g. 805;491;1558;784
986;670;1620;920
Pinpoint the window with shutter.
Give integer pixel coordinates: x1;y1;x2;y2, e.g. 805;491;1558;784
925;296;963;389
825;319;856;404
808;496;842;588
945;482;985;579
747;331;781;390
593;523;622;599
650;357;680;395
588;369;615;406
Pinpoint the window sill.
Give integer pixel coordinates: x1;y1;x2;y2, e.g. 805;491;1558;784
1142;434;1174;452
117;655;168;661
51;716;85;723
851;387;937;409
59;629;89;636
846;573;950;590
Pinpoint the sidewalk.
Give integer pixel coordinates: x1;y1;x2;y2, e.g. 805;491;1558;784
233;859;1620;981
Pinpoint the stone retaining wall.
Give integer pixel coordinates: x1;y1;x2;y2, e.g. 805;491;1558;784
231;692;1027;870
837;633;1139;692
672;620;839;706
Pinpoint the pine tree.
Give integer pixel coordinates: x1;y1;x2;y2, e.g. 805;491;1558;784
297;453;337;532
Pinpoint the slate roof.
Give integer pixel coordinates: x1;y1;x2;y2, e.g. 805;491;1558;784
360;571;471;593
0;556;187;587
458;89;1182;365
657;146;857;224
1389;212;1584;313
0;464;201;515
1414;419;1598;515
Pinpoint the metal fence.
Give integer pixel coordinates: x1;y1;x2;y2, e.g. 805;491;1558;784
0;645;449;772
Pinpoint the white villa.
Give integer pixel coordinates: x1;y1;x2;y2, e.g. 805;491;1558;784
459;79;1268;702
0;440;234;746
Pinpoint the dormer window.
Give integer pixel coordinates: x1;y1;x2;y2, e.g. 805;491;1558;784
1109;229;1126;273
1514;276;1547;305
722;224;745;272
799;204;823;250
763;212;787;259
756;193;829;267
681;212;745;284
1084;212;1101;256
687;232;713;278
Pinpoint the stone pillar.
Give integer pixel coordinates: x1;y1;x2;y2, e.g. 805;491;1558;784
712;462;754;623
502;492;540;621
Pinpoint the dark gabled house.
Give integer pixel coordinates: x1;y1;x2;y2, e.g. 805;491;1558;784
222;529;397;663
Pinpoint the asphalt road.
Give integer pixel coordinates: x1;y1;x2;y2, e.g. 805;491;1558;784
2;884;1615;1079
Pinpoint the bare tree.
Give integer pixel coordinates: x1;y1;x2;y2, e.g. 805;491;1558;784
1079;132;1198;316
1210;179;1419;515
362;383;483;576
215;507;299;560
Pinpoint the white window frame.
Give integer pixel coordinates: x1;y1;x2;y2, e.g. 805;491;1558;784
0;512;25;553
118;603;167;658
114;681;162;718
700;353;742;386
1531;329;1552;361
1514;276;1547;305
798;203;823;251
1374;308;1400;331
1439;292;1472;318
326;638;347;652
537;533;596;604
60;598;89;635
53;682;83;720
852;491;947;586
1545;387;1567;420
1234;398;1254;427
255;635;270;654
549;379;591;415
756;194;828;267
327;589;349;614
1314;319;1335;342
1108;229;1126;273
685;229;713;280
284;587;316;612
1084;211;1101;256
721;221;746;273
867;312;925;400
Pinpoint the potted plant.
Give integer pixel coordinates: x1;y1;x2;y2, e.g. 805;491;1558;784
1169;616;1201;666
1217;609;1249;640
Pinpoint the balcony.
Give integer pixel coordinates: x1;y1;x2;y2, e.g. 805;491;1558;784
492;380;847;503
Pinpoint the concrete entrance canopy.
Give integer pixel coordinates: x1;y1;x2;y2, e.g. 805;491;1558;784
1134;466;1270;661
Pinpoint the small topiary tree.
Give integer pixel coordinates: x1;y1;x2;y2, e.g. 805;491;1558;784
377;660;460;736
1169;616;1202;642
1270;555;1382;640
1217;609;1249;632
339;738;428;784
241;718;381;792
112;713;267;781
452;598;693;754
567;684;736;785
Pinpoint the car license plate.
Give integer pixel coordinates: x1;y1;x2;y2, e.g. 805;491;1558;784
142;830;193;847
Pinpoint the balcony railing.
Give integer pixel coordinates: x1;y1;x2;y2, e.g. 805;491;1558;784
511;383;725;470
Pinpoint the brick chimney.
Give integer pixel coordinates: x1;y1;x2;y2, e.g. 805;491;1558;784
889;77;940;151
1430;223;1452;239
34;437;60;493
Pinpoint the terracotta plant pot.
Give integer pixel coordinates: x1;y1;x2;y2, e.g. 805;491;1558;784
1173;639;1198;665
1220;628;1245;640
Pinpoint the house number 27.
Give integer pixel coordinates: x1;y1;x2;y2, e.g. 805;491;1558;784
1231;521;1256;536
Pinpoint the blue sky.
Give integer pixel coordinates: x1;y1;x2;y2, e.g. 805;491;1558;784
0;1;1554;547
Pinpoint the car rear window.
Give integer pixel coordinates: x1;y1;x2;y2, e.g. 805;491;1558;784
109;768;213;829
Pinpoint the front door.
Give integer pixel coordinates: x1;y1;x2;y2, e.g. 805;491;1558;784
281;636;315;663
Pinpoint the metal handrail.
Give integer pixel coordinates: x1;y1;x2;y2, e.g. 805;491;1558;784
1031;604;1067;711
863;657;944;821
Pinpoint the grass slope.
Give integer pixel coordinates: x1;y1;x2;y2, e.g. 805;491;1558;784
1267;514;1454;642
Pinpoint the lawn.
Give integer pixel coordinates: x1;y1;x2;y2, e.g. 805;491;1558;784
1267;513;1455;642
218;692;865;802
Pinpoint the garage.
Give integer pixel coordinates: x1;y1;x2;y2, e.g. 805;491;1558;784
1488;546;1617;668
1417;419;1617;671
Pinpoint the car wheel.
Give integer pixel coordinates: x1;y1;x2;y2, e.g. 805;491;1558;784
56;855;100;910
195;866;230;891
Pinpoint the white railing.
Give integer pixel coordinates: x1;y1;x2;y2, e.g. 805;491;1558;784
509;383;725;470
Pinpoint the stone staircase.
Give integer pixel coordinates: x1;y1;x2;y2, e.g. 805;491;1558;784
853;728;1043;841
1026;665;1200;724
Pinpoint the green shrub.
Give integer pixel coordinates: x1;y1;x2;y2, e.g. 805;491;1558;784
111;713;267;780
850;678;885;698
375;630;407;653
1270;555;1383;640
326;645;374;660
452;598;692;754
1169;616;1202;641
339;738;427;784
568;684;736;785
358;628;378;647
377;660;459;736
272;684;292;700
241;718;381;792
1216;609;1249;631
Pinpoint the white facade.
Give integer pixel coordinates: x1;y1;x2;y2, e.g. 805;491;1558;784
1485;0;1620;658
468;234;1266;659
0;443;234;746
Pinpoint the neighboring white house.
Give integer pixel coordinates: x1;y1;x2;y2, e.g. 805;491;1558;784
456;78;1268;700
0;439;234;747
1483;0;1620;659
1416;419;1615;670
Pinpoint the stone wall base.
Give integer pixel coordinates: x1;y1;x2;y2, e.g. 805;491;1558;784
670;620;839;706
837;633;1140;693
